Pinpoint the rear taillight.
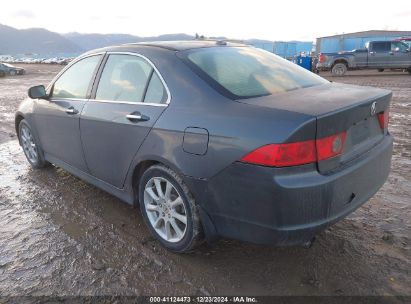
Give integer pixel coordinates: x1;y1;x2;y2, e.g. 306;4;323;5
240;140;316;167
378;111;389;130
316;131;346;161
319;53;326;63
240;131;347;167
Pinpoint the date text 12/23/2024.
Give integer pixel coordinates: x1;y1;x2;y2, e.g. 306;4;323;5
149;296;258;303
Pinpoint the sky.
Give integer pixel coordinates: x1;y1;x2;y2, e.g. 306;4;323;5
1;0;411;41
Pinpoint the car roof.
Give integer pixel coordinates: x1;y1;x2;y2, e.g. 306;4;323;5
125;40;246;51
93;40;247;53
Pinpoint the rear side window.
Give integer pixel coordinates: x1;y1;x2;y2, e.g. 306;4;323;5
144;72;167;103
52;55;102;99
182;47;327;99
96;54;167;104
372;42;390;52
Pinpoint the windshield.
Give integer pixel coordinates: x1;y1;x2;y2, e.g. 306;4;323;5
182;47;328;99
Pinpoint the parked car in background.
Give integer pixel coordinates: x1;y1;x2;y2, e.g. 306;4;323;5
15;41;393;252
0;62;25;75
317;40;411;76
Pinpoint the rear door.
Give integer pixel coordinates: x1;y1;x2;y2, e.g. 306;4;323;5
368;42;391;68
33;54;103;171
389;41;411;68
80;53;169;188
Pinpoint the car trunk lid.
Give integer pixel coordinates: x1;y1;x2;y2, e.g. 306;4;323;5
237;82;392;173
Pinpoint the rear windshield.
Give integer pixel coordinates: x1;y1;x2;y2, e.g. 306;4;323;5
182;47;328;99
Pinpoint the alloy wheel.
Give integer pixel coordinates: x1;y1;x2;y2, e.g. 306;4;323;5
143;177;187;243
20;125;38;164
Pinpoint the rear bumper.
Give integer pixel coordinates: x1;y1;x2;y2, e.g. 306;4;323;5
188;135;393;245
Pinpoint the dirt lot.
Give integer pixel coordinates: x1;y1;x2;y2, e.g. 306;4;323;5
0;64;410;297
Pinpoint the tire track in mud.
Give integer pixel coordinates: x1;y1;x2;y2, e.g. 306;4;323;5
0;142;206;296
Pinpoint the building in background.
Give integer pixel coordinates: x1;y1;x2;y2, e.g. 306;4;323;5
249;40;313;59
273;41;313;58
316;30;411;53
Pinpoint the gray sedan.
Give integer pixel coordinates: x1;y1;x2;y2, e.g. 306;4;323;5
15;41;393;252
0;62;25;75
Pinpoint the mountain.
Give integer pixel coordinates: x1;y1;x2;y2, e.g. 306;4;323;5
0;23;272;57
0;24;83;56
64;32;194;50
0;24;195;56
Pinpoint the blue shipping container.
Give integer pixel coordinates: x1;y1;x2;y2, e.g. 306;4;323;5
274;41;312;58
250;41;313;58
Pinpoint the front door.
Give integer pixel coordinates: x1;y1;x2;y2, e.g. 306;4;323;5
33;54;103;172
389;41;411;68
80;53;169;188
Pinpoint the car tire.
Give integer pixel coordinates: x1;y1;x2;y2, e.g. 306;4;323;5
10;70;16;76
331;63;347;76
18;119;50;169
378;69;384;72
139;164;203;252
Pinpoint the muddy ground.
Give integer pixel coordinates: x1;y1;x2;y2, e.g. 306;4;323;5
0;64;410;296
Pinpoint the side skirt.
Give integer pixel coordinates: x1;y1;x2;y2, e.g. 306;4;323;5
45;153;134;205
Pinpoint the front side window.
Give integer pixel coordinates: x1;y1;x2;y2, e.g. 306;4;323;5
95;54;167;103
391;42;408;52
52;55;101;99
182;47;327;99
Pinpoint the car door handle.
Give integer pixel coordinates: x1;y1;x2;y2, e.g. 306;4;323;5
65;107;78;115
126;113;149;122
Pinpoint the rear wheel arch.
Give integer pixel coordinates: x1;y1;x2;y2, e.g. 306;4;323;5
132;160;159;205
332;59;348;68
131;158;185;206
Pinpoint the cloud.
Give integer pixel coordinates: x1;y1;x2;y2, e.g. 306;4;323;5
12;9;35;19
115;15;132;20
394;10;411;17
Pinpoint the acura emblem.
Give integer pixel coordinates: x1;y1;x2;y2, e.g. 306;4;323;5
371;102;377;116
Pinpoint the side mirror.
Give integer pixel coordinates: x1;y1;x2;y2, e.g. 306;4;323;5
28;85;47;99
